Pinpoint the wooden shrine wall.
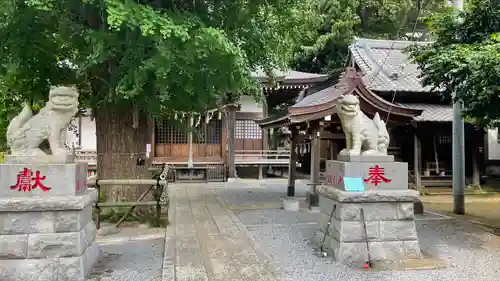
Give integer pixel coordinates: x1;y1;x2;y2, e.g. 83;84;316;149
154;118;223;162
234;119;262;152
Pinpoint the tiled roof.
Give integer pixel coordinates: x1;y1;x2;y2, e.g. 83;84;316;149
251;69;329;84
396;103;452;122
350;38;433;93
291;79;350;108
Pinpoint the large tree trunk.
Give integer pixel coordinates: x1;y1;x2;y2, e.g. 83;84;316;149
94;103;152;215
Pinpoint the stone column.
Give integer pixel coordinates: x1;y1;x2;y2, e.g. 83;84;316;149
287;126;298;197
0;161;99;281
227;108;236;179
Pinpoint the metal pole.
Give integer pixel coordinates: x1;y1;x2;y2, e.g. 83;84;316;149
452;0;465;214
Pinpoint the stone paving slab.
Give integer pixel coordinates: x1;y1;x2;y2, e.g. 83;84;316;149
164;184;282;281
88;238;164;281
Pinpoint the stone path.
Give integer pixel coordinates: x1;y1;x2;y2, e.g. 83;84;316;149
163;184;281;281
88;235;165;281
162;181;500;281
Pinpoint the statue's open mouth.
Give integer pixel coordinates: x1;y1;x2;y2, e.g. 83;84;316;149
50;96;78;111
341;104;357;114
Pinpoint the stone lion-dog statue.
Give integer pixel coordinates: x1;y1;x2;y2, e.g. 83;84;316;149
6;86;79;163
337;94;389;156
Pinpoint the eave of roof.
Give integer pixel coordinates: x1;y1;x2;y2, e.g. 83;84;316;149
251;69;330;85
256;68;424;128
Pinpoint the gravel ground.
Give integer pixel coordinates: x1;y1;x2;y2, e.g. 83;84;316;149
215;183;500;281
87;238;164;281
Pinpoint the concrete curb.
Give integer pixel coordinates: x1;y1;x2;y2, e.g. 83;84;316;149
96;232;166;245
161;187;176;281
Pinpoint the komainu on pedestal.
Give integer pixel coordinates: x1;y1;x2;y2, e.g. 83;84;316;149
311;94;423;266
0;86;99;281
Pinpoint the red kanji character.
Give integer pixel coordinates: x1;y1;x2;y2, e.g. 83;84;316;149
31;171;51;192
10;168;33;192
338;175;343;185
363;165;391;186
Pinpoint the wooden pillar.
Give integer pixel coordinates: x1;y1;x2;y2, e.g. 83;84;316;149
311;125;322;185
188;116;194;168
413;124;422;188
260;100;268;180
288;126;298;197
150;119;156;159
310;130;318;182
78;115;83;146
227;108;236;179
309;123;322;207
262;101;269;151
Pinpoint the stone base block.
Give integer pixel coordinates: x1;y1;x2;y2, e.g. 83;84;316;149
0;190;99;280
282;198;300;211
325;160;408;190
337;154;394;163
0;242;100;281
313;186;422;265
0;163;88;197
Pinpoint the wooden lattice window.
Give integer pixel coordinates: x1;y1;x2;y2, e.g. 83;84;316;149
235;120;262;139
155;120;188;144
193;119;222;144
437;135;452;144
206;119;222;144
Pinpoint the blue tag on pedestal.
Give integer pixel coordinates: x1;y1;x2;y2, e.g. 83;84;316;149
343;177;365;192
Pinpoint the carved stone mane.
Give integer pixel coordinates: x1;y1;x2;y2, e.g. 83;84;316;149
337;94;389;156
6;86;80;163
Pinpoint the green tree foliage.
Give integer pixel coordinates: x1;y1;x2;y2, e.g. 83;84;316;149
0;0;314;114
408;0;500;126
291;0;446;75
0;0;316;183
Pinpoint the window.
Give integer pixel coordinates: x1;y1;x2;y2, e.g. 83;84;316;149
193;119;222;144
235;120;262;139
437;135;451;144
155;120;188;144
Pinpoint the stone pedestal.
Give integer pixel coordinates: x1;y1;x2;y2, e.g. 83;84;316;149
312;185;422;265
0;162;99;281
325;158;408;190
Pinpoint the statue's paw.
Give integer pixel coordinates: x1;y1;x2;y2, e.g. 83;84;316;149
339;149;348;155
361;150;378;155
53;149;70;157
348;149;360;156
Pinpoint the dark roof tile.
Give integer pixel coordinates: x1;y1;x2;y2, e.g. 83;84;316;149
350;38;433;93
